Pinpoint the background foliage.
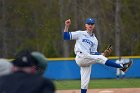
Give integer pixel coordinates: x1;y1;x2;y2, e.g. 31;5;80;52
0;0;139;58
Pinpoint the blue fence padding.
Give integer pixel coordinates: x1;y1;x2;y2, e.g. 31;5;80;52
44;60;80;80
91;64;116;79
43;58;140;80
125;59;140;78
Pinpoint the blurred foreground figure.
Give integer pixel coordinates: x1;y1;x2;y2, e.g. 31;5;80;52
0;50;55;93
0;59;13;76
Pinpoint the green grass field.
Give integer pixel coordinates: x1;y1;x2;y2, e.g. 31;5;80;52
54;78;140;90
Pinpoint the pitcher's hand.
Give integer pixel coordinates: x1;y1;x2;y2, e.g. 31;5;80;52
65;19;71;27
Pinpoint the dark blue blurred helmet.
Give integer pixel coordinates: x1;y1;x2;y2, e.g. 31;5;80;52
85;18;95;24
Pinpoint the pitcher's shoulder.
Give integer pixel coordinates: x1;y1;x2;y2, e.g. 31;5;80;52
76;30;87;34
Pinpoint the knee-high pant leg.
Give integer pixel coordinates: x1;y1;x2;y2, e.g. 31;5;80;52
80;65;92;89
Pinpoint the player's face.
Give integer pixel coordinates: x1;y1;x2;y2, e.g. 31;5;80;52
85;23;95;32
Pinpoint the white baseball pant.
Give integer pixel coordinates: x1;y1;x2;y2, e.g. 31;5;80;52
75;52;108;89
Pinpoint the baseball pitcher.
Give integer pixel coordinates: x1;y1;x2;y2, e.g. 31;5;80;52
63;18;132;93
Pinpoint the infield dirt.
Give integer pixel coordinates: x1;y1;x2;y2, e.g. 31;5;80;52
56;88;140;93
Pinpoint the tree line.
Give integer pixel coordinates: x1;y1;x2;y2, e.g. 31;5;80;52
0;0;139;58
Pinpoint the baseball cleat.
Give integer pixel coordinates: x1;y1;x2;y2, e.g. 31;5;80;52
120;61;133;72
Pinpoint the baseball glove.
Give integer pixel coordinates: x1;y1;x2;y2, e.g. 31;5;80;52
103;45;112;57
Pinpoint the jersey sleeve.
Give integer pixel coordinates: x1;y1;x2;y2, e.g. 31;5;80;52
63;31;80;40
71;31;80;40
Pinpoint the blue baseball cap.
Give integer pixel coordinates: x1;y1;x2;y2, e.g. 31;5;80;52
85;18;95;24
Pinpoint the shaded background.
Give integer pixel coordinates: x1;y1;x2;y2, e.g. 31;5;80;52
0;0;140;58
